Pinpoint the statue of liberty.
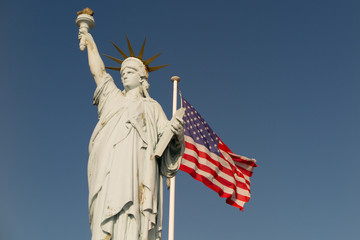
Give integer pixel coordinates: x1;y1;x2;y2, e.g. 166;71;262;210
76;8;185;240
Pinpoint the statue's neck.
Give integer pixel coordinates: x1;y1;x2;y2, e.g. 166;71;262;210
125;86;143;99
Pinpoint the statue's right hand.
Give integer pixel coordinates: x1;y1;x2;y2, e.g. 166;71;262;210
78;31;92;43
78;31;95;50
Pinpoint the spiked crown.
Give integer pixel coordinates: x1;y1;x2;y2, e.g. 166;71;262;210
104;36;169;75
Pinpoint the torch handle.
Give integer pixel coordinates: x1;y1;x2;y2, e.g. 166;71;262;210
79;24;89;51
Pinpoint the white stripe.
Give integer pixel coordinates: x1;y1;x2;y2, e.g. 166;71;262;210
221;150;251;182
181;159;248;207
182;155;251;198
227;152;257;173
228;151;256;162
184;136;251;188
234;161;256;173
183;148;251;192
182;149;251;198
185;136;242;174
181;159;249;208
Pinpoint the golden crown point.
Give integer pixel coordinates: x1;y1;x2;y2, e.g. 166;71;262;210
104;36;169;73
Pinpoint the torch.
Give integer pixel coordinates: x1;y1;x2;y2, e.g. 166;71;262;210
75;8;95;51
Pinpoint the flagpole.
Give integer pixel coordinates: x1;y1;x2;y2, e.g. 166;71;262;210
168;76;180;240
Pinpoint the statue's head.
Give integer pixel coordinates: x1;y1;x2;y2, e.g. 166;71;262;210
121;57;149;80
120;57;148;92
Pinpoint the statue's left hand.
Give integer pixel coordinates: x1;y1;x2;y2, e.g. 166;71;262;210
171;117;184;143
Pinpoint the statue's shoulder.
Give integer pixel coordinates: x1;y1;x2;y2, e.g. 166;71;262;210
143;97;159;105
142;98;164;111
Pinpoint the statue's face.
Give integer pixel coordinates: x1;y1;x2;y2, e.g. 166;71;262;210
121;67;142;91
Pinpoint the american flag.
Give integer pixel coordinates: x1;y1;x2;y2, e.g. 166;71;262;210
180;98;258;210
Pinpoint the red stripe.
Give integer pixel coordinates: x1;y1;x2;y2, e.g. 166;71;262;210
229;153;258;167
180;164;249;211
218;137;258;168
184;143;251;191
182;153;251;192
233;162;255;177
218;145;255;178
220;151;254;178
185;141;248;181
181;134;257;211
226;198;244;211
218;145;254;179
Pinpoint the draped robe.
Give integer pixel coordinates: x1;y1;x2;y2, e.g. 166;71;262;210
87;74;184;240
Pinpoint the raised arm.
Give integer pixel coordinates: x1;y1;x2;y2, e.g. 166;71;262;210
79;32;107;86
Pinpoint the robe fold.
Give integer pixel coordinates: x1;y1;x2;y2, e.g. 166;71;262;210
87;74;183;240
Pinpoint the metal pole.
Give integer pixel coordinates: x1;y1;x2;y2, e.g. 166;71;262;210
168;76;181;240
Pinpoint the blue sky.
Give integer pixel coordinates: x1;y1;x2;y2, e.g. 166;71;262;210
1;0;360;239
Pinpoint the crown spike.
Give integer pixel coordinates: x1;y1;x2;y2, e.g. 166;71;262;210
126;35;135;57
103;54;123;64
138;38;146;60
111;41;128;59
105;66;122;71
148;64;170;72
144;52;162;65
106;36;169;74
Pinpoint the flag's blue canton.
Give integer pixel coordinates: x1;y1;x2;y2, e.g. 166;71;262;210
182;98;221;156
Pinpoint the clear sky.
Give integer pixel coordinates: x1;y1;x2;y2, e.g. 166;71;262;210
1;0;359;239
